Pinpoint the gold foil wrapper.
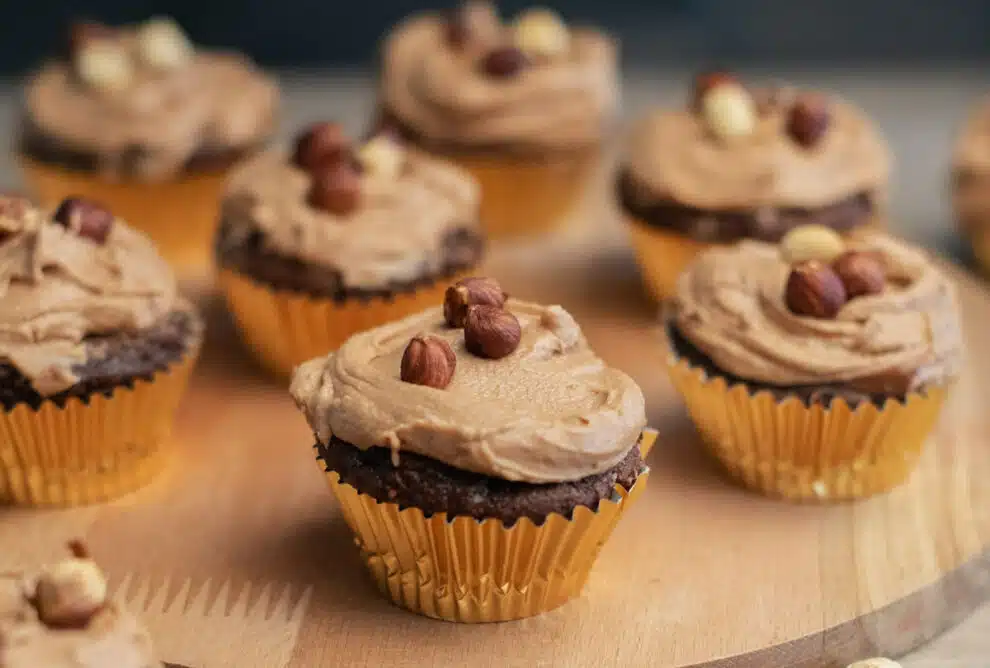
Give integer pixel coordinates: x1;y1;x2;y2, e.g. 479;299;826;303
665;353;948;501
320;430;656;622
218;268;474;378
0;351;198;507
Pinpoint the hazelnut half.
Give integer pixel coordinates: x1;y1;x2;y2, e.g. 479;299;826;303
53;197;114;243
512;8;570;62
464;304;522;359
701;83;757;142
75;40;133;93
832;250;885;298
785;261;847;319
34;542;108;629
779;224;845;264
691;70;737;111
443;277;508;328
136;17;194;71
400;335;456;389
356;135;404;180
846;660;902;668
787;94;831;148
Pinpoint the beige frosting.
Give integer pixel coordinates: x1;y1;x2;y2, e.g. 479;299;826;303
625;92;890;210
672;234;963;393
24;28;278;181
290;300;646;483
222;147;479;289
0;574;159;668
380;3;618;152
0;201;178;395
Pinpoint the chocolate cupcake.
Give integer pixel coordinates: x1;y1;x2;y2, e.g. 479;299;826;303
379;1;618;238
952;97;990;272
18;17;279;274
620;73;890;300
1;542;162;667
665;226;963;501
0;195;202;506
290;283;651;621
216;122;483;377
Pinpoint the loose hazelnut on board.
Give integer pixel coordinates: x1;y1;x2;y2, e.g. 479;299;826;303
53;197;114;243
464;305;522;359
787;94;831;148
34;541;108;629
443;277;508;328
779;224;846;264
691;70;736;111
293;122;351;172
308;162;361;216
481;46;529;78
137;17;194;71
75;40;133;93
833;250;885;298
401;335;457;389
701;83;757;142
356;135;404;180
512;8;570;61
846;660;902;668
785;261;847;319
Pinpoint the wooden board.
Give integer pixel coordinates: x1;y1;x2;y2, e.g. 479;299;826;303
3;210;990;668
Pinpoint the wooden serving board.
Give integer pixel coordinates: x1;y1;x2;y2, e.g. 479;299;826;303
3;208;990;668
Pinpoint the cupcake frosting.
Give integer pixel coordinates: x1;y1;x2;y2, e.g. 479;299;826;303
222;146;479;290
291;300;646;483
0;198;178;395
625;92;890;210
671;234;963;393
380;3;617;152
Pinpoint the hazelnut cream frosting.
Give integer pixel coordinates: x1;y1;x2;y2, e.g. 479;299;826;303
626;92;890;210
0;200;179;395
671;234;963;393
291;300;647;483
380;3;618;152
222;147;479;289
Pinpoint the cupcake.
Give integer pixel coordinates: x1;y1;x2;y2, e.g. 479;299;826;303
18;17;279;274
620;72;890;300
1;541;163;667
378;1;618;238
0;195;202;506
216;122;483;378
952;97;990;272
665;226;963;501
290;279;650;621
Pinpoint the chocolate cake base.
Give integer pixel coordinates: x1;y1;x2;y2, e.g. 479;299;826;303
317;436;645;525
618;169;875;243
0;308;202;411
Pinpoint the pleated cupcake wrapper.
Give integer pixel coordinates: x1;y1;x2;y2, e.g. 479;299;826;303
0;351;198;507
665;353;948;501
218;268;475;378
320;429;656;623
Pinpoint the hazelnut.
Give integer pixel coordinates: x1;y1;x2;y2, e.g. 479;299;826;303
787;94;831;148
293;122;351;172
308;161;361;216
136;17;194;71
464;305;522;359
67;20;116;57
34;542;108;629
779;224;845;264
443;277;508;328
846;660;902;668
75;40;133;93
785;261;848;319
481;46;529;78
512;8;570;61
445;5;471;48
691;70;736;111
400;335;457;389
356;135;404;180
53;197;114;243
701;83;757;142
832;250;885;298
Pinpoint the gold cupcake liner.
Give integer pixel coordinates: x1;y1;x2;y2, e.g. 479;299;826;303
20;156;232;277
320;430;656;623
665;352;948;501
218;268;474;378
0;351;198;507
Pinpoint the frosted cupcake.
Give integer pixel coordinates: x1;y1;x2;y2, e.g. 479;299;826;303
18;17;279;274
379;1;618;238
620;72;890;300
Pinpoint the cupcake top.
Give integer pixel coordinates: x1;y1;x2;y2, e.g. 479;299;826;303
671;227;963;395
22;17;278;180
624;74;890;211
0;195;179;396
0;542;160;668
291;278;646;483
380;2;618;153
220;123;480;291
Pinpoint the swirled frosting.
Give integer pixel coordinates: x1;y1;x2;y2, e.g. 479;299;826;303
291;300;647;483
380;3;618;152
221;147;479;289
0;199;179;395
625;91;890;210
671;234;963;393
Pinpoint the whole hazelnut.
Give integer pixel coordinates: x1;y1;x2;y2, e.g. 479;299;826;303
785;261;848;319
701;83;757;142
293;122;351;172
464;305;522;359
356;135;405;180
136;16;194;71
779;224;846;264
445;5;471;49
512;7;570;61
443;277;508;328
75;40;133;93
691;70;737;111
400;335;456;389
308;161;361;216
787;94;831;148
34;542;108;629
832;250;886;298
481;46;529;78
53;197;114;243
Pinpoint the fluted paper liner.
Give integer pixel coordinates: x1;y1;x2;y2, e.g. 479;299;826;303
665;352;949;501
0;351;198;507
218;268;474;378
319;429;655;623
